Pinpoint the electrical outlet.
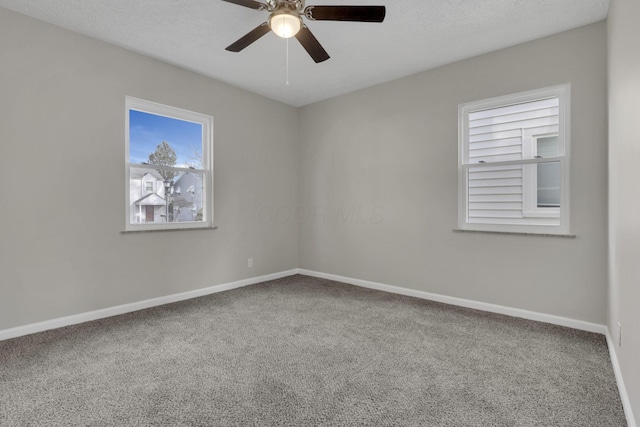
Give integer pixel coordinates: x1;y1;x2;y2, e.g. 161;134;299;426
618;322;622;347
248;258;253;268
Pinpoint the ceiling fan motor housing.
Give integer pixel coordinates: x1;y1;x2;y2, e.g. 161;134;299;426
265;0;305;13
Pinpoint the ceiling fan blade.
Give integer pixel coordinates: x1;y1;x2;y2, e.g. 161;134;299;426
295;25;330;63
225;22;271;52
221;0;266;10
304;6;386;22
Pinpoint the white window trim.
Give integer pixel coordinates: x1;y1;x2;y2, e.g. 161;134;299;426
125;96;214;232
457;84;571;235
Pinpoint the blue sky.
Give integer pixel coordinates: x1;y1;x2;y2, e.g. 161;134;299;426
129;110;202;167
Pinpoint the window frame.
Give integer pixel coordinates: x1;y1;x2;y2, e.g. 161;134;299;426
457;84;571;235
125;96;214;232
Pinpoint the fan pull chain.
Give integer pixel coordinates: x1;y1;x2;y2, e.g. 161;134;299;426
285;37;290;86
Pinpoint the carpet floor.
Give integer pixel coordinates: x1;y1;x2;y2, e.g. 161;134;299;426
0;274;626;426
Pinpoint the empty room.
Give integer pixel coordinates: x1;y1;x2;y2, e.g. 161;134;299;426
0;0;638;425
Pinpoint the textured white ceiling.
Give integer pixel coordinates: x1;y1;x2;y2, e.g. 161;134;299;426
0;0;609;106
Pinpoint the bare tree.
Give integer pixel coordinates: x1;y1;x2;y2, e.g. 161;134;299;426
148;141;177;180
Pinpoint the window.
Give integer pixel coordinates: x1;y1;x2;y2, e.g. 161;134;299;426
125;97;213;231
458;85;570;235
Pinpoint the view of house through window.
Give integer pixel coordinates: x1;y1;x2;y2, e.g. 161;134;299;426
534;135;560;207
125;97;213;231
458;85;570;234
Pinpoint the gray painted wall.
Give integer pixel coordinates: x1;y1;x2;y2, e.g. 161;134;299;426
608;0;640;420
298;22;608;324
0;6;615;349
0;8;299;330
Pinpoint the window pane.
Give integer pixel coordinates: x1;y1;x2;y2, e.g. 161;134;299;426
129;110;203;168
537;161;560;207
172;171;205;223
537;135;559;158
460;86;568;232
467;162;560;225
467;165;524;222
129;167;205;224
466;97;559;165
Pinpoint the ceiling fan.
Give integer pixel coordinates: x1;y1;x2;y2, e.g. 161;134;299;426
223;0;386;63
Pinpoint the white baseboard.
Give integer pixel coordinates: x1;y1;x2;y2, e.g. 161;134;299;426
606;329;637;427
2;267;607;338
296;269;607;334
0;269;299;342
2;267;632;425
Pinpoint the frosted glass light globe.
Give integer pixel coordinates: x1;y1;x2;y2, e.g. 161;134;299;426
269;10;302;38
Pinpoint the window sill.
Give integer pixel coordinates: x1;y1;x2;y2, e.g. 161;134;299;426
453;229;576;238
121;226;218;234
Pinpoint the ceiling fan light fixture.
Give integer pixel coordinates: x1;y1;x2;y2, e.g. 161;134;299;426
224;1;386;63
268;9;302;38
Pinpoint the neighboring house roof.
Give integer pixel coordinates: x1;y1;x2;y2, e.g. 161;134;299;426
130;168;164;181
134;193;166;206
174;172;202;186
